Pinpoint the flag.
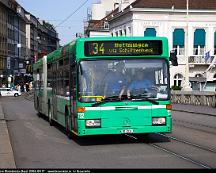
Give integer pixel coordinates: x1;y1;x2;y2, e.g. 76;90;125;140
205;51;211;61
204;56;216;73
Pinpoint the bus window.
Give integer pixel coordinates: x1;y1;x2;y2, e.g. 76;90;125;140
78;59;169;102
64;69;70;96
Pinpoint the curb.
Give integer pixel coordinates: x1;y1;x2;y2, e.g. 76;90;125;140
0;100;16;168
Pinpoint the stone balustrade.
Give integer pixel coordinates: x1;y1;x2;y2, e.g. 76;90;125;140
171;91;216;107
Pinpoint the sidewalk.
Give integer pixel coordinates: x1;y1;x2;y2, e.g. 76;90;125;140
172;104;216;116
0;100;16;168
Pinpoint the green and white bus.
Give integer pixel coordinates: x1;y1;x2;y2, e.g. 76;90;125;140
33;37;176;138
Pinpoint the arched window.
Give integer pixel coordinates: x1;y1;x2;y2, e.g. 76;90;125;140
144;28;156;37
174;73;183;87
195;74;204;78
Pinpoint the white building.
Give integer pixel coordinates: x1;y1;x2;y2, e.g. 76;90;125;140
91;0;136;20
108;0;216;91
85;0;136;37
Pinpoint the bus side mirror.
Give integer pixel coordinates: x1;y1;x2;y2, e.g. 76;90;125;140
170;50;178;66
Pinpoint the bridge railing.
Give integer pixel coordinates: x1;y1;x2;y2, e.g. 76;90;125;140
171;91;216;107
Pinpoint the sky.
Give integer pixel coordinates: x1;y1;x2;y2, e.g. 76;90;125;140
16;0;99;45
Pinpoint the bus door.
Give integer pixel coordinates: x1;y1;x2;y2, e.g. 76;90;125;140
52;62;58;120
70;65;77;133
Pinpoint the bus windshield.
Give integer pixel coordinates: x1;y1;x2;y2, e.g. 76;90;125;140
78;59;169;102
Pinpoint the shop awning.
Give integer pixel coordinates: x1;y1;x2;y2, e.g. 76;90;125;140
173;29;185;46
194;29;206;46
144;28;156;37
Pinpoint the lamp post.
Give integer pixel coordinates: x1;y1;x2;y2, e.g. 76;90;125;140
182;0;192;91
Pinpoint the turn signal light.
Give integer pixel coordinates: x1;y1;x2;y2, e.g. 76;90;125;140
166;104;172;110
77;107;86;113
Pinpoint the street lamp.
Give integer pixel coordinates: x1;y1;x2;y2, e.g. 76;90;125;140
182;0;192;91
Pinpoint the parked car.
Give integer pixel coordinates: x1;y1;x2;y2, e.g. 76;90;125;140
0;88;21;97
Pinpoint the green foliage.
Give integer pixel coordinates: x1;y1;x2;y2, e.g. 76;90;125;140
171;85;182;90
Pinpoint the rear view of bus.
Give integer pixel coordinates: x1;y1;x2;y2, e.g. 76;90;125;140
75;37;172;136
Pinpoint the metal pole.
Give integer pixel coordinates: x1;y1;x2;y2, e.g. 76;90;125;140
183;0;192;91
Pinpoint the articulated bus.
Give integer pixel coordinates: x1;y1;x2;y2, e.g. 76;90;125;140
33;37;176;138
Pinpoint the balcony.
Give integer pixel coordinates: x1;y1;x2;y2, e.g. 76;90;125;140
189;55;215;64
189;47;214;65
173;47;185;56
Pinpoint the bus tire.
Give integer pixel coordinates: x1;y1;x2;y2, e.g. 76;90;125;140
48;102;54;126
65;109;72;139
36;98;42;117
37;97;39;110
37;112;42;118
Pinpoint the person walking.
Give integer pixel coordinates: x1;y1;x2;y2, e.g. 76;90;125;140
16;84;21;92
26;83;29;92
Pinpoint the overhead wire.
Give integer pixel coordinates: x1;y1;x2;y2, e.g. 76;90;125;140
54;0;89;28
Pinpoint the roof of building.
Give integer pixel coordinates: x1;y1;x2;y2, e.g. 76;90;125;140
85;9;118;32
129;0;216;10
86;0;216;34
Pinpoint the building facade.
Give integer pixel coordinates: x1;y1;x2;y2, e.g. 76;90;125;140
0;0;59;87
0;0;27;87
87;0;216;91
0;2;7;86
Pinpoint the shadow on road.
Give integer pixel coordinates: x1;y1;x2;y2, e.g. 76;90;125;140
37;113;170;146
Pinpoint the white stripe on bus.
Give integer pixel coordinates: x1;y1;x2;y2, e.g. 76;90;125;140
85;105;166;111
56;95;70;100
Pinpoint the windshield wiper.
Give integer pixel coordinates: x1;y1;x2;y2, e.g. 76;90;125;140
131;94;159;105
91;96;120;107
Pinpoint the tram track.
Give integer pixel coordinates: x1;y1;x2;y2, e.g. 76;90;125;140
124;133;215;169
173;109;216;117
173;119;216;136
157;133;216;154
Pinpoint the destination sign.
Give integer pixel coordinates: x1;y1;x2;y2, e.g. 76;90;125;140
84;40;162;56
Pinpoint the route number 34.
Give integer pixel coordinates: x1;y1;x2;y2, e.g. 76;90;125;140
92;43;105;55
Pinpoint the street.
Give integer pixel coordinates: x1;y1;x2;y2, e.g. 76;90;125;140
1;96;216;169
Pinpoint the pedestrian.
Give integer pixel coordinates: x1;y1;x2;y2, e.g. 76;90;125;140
21;84;25;92
24;84;26;92
26;83;29;92
214;88;216;108
11;83;16;90
29;82;33;91
16;84;21;92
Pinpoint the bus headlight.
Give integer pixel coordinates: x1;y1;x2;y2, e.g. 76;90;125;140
86;120;101;128
152;117;166;125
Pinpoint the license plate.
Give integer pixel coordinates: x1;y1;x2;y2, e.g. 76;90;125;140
120;129;134;134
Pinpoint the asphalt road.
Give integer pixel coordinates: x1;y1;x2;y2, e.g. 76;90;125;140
1;96;216;169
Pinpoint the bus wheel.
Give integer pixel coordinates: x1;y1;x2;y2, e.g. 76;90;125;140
37;112;42;117
48;105;54;126
65;111;72;139
37;97;39;109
